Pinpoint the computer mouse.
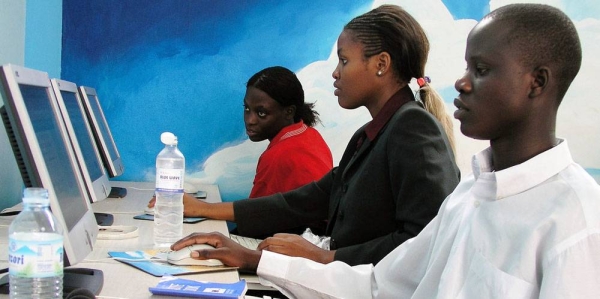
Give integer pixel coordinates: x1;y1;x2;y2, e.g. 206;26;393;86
183;182;199;194
144;206;154;215
166;244;223;267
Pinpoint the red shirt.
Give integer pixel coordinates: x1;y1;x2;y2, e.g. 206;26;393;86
249;121;333;198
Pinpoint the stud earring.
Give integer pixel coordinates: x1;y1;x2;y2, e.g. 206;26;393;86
377;70;383;76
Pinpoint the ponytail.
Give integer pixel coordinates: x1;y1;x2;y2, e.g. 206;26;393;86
417;85;456;155
296;102;321;127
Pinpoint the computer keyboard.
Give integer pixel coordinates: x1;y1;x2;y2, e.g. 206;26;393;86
229;234;262;250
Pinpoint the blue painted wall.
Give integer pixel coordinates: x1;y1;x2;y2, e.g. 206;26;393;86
25;0;62;78
0;0;62;210
61;0;371;201
58;0;600;202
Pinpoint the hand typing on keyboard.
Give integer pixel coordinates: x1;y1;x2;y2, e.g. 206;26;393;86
229;234;262;250
256;233;336;264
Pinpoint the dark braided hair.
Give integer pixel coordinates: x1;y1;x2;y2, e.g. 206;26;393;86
247;66;320;127
344;4;427;83
344;5;455;153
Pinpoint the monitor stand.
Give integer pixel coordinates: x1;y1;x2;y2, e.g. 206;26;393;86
108;186;127;198
0;268;104;296
94;212;114;226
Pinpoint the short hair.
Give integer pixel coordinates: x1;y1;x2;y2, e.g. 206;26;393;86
485;4;582;100
246;66;320;126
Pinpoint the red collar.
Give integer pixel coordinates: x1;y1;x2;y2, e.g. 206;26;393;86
364;86;414;141
268;120;308;149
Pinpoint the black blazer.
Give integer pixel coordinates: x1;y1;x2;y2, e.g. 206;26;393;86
234;92;460;266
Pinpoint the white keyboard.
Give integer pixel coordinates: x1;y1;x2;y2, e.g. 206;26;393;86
230;234;262;250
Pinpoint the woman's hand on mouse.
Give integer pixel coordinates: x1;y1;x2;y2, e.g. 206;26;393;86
148;193;209;217
171;232;262;271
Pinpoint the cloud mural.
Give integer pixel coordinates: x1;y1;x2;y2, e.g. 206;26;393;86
187;0;600;201
62;0;600;202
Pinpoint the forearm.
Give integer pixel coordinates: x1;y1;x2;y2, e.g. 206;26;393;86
235;181;330;237
334;231;411;265
187;200;235;221
257;251;374;299
205;202;235;221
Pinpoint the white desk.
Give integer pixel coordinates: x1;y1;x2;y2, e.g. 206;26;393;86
0;181;240;299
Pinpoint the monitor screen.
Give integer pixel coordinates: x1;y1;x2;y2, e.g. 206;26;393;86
78;86;124;178
0;64;98;266
51;79;111;203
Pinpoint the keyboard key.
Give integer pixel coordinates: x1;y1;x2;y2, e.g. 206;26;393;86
230;234;261;250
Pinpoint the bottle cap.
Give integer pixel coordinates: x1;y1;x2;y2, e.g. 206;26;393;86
160;132;178;145
22;187;50;205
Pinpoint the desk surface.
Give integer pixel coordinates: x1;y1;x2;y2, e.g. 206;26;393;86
0;181;239;299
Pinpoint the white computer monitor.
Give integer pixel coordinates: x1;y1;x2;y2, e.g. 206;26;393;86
50;79;111;203
0;64;99;267
77;86;124;178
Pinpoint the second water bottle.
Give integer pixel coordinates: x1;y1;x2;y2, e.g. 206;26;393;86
154;132;185;248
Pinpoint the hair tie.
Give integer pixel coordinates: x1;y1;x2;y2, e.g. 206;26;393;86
417;76;431;88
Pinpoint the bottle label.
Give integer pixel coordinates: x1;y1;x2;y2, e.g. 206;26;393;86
156;168;184;192
8;233;64;278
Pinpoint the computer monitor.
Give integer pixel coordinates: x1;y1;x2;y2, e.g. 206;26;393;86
77;86;124;178
50;79;115;226
0;64;103;294
50;79;111;203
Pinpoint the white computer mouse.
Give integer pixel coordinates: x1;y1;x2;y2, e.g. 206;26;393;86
183;182;199;194
144;206;154;215
166;244;223;267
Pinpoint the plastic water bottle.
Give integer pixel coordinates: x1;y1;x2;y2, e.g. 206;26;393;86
8;188;64;299
154;132;185;248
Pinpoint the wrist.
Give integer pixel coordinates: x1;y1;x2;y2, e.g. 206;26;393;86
243;249;262;271
193;201;233;221
318;249;335;264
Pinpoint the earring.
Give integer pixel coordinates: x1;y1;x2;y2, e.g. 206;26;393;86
377;70;383;76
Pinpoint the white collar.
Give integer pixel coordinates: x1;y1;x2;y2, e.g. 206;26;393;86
471;139;573;199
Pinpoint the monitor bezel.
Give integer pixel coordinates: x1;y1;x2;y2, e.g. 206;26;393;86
0;64;98;266
78;86;124;178
50;78;112;203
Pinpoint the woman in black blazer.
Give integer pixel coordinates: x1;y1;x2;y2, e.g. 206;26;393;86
165;4;460;267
